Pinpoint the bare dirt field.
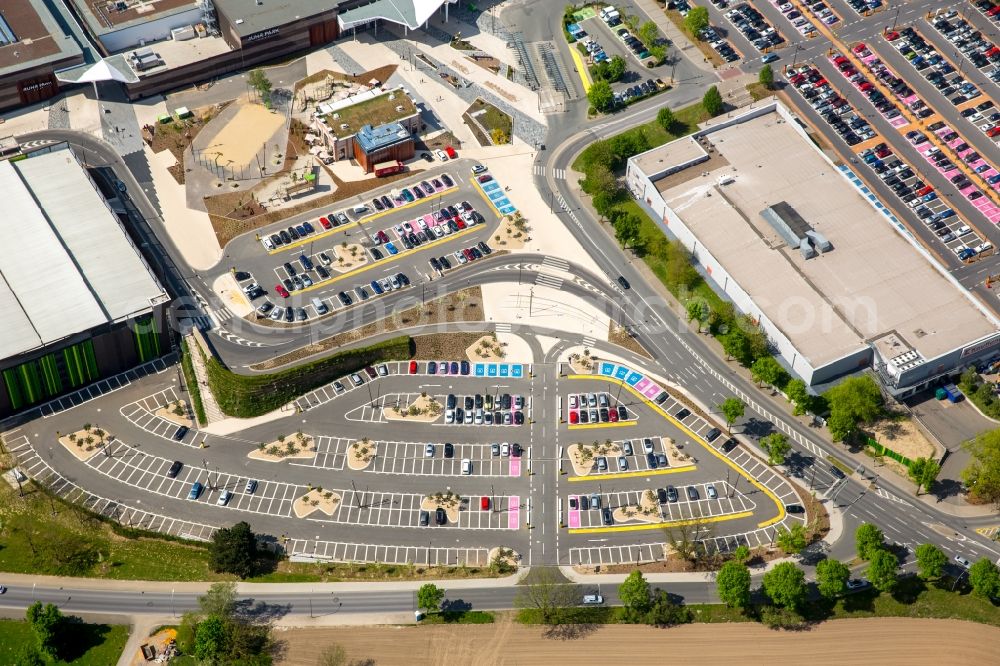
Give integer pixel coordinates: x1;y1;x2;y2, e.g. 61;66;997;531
275;617;1000;666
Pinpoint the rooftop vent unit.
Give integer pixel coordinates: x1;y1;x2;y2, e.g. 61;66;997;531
798;238;817;259
805;230;832;253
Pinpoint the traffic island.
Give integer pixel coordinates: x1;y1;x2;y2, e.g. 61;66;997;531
567;440;624;476
154;399;194;428
331;243;369;272
492;212;529;249
568;351;596;374
293;487;341;518
347;438;378;470
487;546;521;572
58;425;114;462
421;491;462;524
248;432;316;462
466;334;506;362
662;437;695;468
384;394;443;422
612;490;663;525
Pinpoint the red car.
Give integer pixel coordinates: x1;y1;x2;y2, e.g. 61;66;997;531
884;30;899;41
481;496;490;511
852;43;867;53
456;218;466;230
445;145;457;159
463;248;475;262
319;216;332;229
409;360;418;374
608;408;619;423
569;410;579;424
275;284;290;298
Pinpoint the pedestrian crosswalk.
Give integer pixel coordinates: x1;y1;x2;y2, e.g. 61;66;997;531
542;256;569;272
535;273;564;290
532;165;566;179
495;322;512;333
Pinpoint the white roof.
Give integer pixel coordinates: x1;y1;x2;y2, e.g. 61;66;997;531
0;149;165;360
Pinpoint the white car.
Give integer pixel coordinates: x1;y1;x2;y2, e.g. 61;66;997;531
461;458;472;474
501;442;510;457
262;237;274;250
438;360;449;375
568;395;578;409
445;410;455;423
425;444;435;457
455;250;468;264
643;438;655;454
976;243;994;254
954;555;971;569
435;149;449;161
217;490;232;506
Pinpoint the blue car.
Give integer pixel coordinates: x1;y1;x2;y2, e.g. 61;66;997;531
295;224;308;237
302;221;315;234
937;209;955;220
922;192;937;202
370;280;384;295
299;254;314;270
384;242;398;255
988;174;1000;185
187;482;203;500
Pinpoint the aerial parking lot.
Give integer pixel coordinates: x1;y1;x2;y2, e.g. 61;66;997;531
222;162;504;324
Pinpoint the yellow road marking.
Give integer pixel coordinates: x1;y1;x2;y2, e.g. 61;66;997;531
567;420;637;430
265;185;459;255
568;44;593;93
567;464;696;482
569;510;754;534
566;375;786;528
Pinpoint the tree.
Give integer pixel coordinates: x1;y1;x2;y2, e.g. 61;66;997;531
199;582;238;617
656;106;676;133
815;558;851;599
687;299;709;323
513;568;579;624
908;457;941;495
866;548;899;592
721;328;753;365
646;588;692;626
718;397;745;433
318;644;348;666
823;375;884;442
194;615;227;661
14;645;45;666
247;68;273;104
619;570;652;619
969;558;1000;600
588;79;614;113
762;562;806;609
760;433;791;466
915;543;948;580
605;55;626;82
417;583;445;614
775;523;808;555
731;545;751;564
639;21;659;48
684;6;710;37
759;64;775;89
751;356;787;388
963;428;1000;506
613;212;642;249
716;561;751;609
703;85;724;117
25;602;63;660
209;521;260;579
855;523;885;560
785;378;810;415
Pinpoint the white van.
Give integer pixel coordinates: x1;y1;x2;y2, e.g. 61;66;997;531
311;297;328;315
582;594;604;604
600;5;615;18
352;204;368;215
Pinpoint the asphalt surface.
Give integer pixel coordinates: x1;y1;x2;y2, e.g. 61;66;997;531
6;0;1000;619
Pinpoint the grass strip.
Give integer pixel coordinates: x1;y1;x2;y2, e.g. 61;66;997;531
179;339;207;426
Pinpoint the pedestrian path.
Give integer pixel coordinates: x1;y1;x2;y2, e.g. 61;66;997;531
185;332;224;423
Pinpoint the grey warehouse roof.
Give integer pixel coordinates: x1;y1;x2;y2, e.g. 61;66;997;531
214;0;339;37
0;149;165;360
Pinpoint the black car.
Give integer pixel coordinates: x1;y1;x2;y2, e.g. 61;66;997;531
381;195;394;209
371;248;383;261
501;394;512;409
287;226;300;240
666;485;678;502
279;230;291;244
461;360;470;375
705;428;722;442
173;426;188;441
656;488;668;503
602;507;613;525
435;508;447;525
617;405;627;420
655;391;669;404
447;394;457;409
372;198;384;211
167;460;183;478
397;272;410;286
512;443;522;457
475;394;484;409
617;275;630;289
430;257;442;271
269;234;282;247
599;408;609;422
785;504;805;514
338;291;353;306
514;411;524;425
464;396;474;410
829;465;846;479
413;187;425;199
675;407;690;419
439;256;452;270
444;443;454;458
441;174;454;187
478;241;492;255
647;452;658;469
721;438;738;453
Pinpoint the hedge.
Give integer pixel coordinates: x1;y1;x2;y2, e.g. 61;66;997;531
865;438;913;468
205;335;413;417
180;339;207;426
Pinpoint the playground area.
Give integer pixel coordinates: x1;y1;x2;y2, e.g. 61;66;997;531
195;101;287;176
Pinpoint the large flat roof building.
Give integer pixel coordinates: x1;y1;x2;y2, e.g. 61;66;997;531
0;146;170;417
0;0;84;110
626;99;1000;397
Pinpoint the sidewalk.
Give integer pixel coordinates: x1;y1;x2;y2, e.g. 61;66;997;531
185;330;223;424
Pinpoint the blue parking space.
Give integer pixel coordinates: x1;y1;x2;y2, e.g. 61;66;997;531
475;174;519;217
473;363;524;378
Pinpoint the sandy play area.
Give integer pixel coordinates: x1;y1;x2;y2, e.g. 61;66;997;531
275;617;1000;666
206;102;285;168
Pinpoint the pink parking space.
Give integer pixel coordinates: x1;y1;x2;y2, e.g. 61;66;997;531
507;496;520;529
509;457;521;477
829;53;908;128
567;496;581;529
931;126;1000;223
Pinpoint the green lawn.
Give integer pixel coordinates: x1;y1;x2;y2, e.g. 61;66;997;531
0;619;129;665
421;610;495;624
